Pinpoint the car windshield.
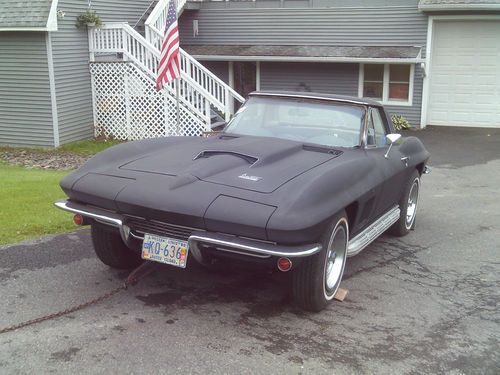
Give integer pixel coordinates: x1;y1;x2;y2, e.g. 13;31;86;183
224;96;366;148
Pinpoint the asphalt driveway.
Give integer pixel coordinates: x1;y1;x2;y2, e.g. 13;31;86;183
0;126;499;374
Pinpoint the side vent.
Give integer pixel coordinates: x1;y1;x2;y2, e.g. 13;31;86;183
302;144;343;156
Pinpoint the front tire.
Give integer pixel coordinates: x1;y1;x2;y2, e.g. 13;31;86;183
292;211;349;312
388;170;420;237
91;223;143;269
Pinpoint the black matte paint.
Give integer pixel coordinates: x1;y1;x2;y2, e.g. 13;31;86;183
60;93;429;246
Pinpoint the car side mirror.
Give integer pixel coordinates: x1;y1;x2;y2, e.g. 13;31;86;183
384;133;402;159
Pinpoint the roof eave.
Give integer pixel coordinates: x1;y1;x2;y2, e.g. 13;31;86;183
192;55;425;64
0;27;50;31
0;0;58;32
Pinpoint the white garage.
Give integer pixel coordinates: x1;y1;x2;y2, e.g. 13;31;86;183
427;20;500;128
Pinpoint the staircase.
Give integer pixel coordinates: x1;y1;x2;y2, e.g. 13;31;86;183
88;0;244;140
133;0;159;36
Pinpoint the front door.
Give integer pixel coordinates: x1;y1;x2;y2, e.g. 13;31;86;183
233;61;256;109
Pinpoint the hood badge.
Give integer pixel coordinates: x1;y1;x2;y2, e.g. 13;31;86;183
238;173;262;182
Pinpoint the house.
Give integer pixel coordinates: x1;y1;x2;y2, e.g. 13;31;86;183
0;0;157;147
1;0;499;148
180;0;500;129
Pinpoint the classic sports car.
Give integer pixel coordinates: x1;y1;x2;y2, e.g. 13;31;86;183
56;91;430;312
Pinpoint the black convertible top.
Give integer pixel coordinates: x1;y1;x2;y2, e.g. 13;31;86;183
250;91;383;107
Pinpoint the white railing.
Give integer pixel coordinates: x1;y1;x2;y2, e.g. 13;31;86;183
89;23;236;126
146;0;186;35
144;0;244;120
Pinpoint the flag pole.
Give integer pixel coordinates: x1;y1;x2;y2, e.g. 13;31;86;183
175;77;181;136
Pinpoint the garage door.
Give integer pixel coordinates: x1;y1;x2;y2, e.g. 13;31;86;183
428;21;500;128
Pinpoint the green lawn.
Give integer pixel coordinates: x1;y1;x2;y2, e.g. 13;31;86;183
0;139;124;245
56;138;122;156
0;163;76;245
0;138;123;157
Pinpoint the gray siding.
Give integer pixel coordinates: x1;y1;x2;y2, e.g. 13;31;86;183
261;62;423;127
201;61;229;83
179;4;427;50
50;1;93;144
92;0;157;25
198;0;420;9
260;62;359;96
180;1;426;127
51;0;154;145
0;32;54;147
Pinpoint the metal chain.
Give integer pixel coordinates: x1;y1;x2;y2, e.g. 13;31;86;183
0;261;157;335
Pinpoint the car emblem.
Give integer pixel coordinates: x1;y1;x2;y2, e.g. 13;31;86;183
238;173;262;182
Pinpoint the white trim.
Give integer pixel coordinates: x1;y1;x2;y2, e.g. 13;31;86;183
421;14;500;128
420;16;434;128
419;4;500;12
193;55;424;64
430;15;500;21
382;64;390;102
408;63;415;107
46;0;59;31
358;63;414;107
256;61;261;91
0;27;50;31
228;61;234;90
46;32;60;147
357;64;364;98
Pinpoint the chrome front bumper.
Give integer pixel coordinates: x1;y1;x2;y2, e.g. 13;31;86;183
54;200;322;263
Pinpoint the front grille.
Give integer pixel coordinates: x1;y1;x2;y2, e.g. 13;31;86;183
125;217;197;241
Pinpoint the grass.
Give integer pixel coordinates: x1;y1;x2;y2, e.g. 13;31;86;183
55;138;123;156
0;163;76;245
0;139;124;245
0;138;123;156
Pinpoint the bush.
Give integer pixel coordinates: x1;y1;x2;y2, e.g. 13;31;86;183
391;115;411;130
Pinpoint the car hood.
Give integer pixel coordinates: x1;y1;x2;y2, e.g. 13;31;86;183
118;135;342;193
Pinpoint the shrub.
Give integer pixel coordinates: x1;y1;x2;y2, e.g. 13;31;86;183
391;115;411;130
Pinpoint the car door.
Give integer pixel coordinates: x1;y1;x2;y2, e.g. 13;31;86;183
364;107;409;219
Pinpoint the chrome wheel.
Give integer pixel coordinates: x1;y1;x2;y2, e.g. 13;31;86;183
405;178;420;230
323;219;348;300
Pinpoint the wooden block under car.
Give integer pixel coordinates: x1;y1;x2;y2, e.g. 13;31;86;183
334;288;349;301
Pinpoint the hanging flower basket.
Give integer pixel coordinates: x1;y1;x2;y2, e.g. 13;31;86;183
76;9;102;28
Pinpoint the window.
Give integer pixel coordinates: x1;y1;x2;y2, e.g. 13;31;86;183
225;96;365;148
363;65;384;100
366;108;388;147
359;64;414;105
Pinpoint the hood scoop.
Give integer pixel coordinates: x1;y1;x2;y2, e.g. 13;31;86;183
119;136;341;193
194;150;258;165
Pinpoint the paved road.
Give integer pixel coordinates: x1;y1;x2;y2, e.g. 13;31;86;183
1;127;499;374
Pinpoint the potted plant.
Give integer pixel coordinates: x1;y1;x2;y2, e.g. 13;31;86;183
76;9;102;28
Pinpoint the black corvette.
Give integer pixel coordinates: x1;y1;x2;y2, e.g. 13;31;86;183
56;91;430;311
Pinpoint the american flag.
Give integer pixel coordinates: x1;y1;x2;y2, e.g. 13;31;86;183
156;0;180;90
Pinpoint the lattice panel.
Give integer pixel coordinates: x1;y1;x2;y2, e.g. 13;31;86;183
90;62;209;140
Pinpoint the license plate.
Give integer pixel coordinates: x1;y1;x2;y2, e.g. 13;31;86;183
141;233;189;268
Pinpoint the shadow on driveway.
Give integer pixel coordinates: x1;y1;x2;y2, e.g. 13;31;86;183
403;125;500;167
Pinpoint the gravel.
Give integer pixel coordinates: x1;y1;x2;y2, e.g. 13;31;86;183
0;149;91;170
